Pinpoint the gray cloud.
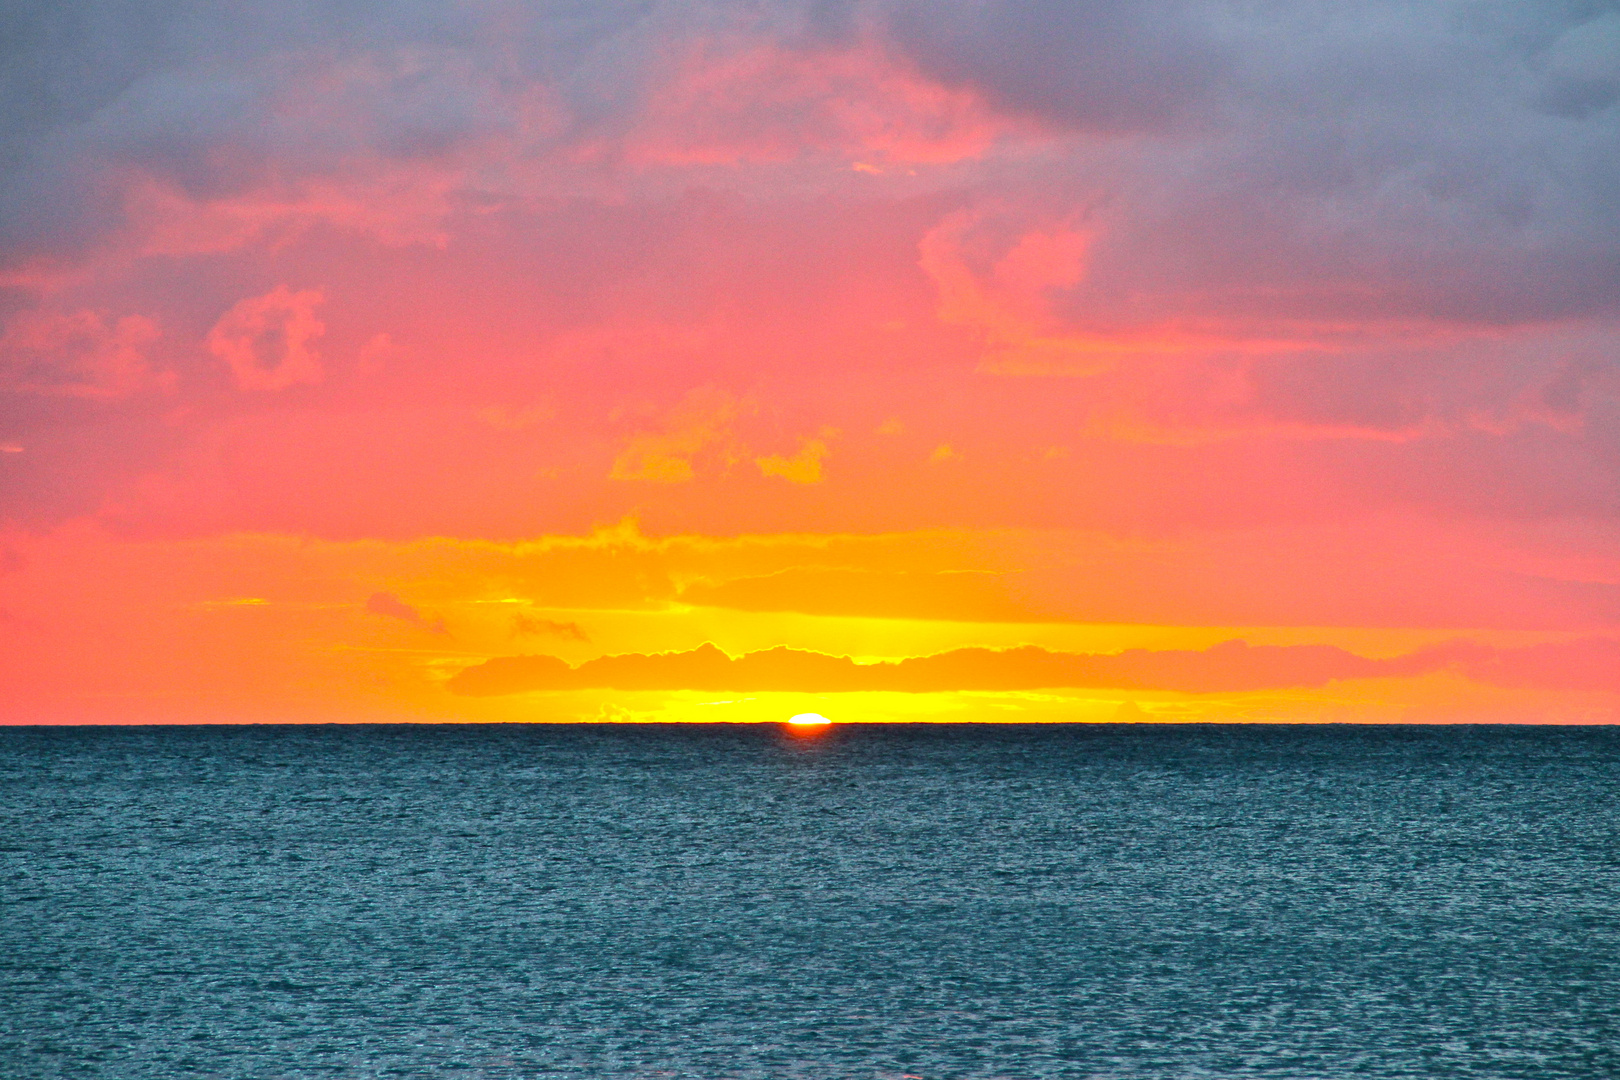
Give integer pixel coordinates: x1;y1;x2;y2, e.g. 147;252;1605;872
0;0;651;265
861;1;1620;325
883;0;1228;132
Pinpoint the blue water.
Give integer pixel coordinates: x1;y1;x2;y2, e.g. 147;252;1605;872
2;724;1617;1079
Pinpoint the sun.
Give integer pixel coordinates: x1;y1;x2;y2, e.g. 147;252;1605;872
786;712;832;727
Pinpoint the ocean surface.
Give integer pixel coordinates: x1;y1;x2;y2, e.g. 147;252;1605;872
2;723;1617;1080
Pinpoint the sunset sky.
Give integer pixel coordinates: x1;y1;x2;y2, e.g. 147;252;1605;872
2;0;1618;723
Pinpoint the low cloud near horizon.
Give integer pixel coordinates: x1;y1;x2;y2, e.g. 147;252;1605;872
449;637;1620;697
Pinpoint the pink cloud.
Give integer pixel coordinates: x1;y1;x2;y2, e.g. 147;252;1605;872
206;285;326;390
0;309;163;398
600;35;1016;168
1434;637;1620;694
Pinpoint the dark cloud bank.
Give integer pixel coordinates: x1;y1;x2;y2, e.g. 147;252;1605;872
449;637;1620;696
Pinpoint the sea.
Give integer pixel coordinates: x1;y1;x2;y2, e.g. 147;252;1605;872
2;723;1617;1079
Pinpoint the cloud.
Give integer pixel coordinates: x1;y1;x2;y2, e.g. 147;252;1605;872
597;34;1011;167
3;1;1616;324
882;2;1620;351
0;309;163;397
1534;12;1620;119
1428;636;1620;693
446;638;1397;696
677;567;1038;622
0;0;1617;583
365;590;446;634
883;0;1228;134
0;1;565;267
755;429;834;483
512;613;588;641
206;285;325;390
919;208;1131;376
0;1;1006;272
449;636;1620;696
610;387;749;482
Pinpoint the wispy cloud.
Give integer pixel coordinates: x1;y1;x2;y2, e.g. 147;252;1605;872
365;591;447;635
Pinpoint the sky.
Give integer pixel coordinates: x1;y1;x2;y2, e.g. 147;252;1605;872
2;0;1618;724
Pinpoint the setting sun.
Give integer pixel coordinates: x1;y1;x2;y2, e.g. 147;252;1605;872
786;713;833;727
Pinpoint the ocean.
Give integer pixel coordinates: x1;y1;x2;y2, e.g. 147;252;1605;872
2;723;1616;1079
